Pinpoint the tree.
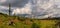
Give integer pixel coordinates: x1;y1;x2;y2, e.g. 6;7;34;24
9;3;11;16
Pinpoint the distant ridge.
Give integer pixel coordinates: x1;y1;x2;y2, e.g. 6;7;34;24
0;13;60;20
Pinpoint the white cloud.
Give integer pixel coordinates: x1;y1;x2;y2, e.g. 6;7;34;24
0;6;8;9
12;8;32;15
12;2;32;15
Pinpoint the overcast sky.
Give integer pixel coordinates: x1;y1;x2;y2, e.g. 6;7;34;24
0;0;60;18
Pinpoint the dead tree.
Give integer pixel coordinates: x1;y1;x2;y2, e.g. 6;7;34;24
8;3;15;26
9;3;11;16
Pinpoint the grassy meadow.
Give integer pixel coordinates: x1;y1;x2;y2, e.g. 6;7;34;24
0;13;60;28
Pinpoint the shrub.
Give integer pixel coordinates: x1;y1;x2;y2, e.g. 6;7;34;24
31;23;40;28
17;16;26;21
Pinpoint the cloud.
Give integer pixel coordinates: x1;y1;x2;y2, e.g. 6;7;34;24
0;0;60;19
0;0;30;8
30;0;60;18
12;8;32;15
12;2;32;15
0;6;9;14
0;0;6;3
0;0;31;15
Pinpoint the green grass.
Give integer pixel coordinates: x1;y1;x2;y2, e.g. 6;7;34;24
0;13;59;28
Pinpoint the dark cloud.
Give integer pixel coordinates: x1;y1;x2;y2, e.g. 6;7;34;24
1;0;29;8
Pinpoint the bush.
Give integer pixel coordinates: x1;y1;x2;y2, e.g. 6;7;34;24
31;23;40;28
17;16;26;21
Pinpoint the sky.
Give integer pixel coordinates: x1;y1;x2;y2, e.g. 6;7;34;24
0;0;60;18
